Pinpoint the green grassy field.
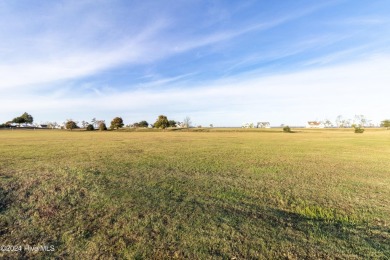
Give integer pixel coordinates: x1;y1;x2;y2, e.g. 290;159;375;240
0;129;389;259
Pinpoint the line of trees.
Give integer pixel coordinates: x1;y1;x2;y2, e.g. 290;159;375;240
315;115;378;128
334;115;371;128
381;119;390;130
2;112;34;126
64;119;107;131
2;112;390;131
62;115;191;130
60;115;389;131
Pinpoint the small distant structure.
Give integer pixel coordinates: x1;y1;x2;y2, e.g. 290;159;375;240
176;122;185;128
257;122;270;128
306;121;324;128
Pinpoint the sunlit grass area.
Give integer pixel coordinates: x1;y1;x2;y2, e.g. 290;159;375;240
1;129;389;258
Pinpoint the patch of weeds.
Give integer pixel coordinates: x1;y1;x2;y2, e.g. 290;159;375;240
290;199;359;224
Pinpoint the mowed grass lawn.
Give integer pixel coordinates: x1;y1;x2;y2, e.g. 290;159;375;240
0;129;389;259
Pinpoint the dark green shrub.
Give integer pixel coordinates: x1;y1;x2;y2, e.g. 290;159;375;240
138;121;149;128
86;124;94;131
283;126;292;133
354;126;364;133
154;115;169;129
168;120;176;127
65;120;78;130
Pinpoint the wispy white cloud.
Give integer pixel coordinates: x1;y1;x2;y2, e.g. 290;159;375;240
1;55;389;126
0;17;170;90
301;45;370;67
171;2;334;54
0;1;336;92
135;73;198;90
328;16;389;26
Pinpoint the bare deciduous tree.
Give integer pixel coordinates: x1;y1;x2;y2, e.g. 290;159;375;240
183;116;191;128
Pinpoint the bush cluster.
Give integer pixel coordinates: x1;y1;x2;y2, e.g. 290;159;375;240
283;126;292;133
86;124;94;131
354;126;364;133
99;123;107;131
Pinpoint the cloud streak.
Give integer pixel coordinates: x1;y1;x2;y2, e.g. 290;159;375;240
0;1;335;91
0;19;170;90
1;55;389;126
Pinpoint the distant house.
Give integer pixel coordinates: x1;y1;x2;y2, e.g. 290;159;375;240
176;122;185;128
257;122;270;128
39;124;48;128
306;121;324;128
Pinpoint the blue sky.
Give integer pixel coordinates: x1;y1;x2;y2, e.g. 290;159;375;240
1;0;389;126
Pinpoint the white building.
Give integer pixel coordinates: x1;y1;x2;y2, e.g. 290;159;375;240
257;122;271;128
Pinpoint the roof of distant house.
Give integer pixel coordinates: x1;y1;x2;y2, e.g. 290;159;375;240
307;121;321;125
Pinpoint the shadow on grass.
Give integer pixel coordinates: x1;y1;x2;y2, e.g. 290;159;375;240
0;173;17;214
1;172;389;259
0;187;9;213
210;199;390;258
